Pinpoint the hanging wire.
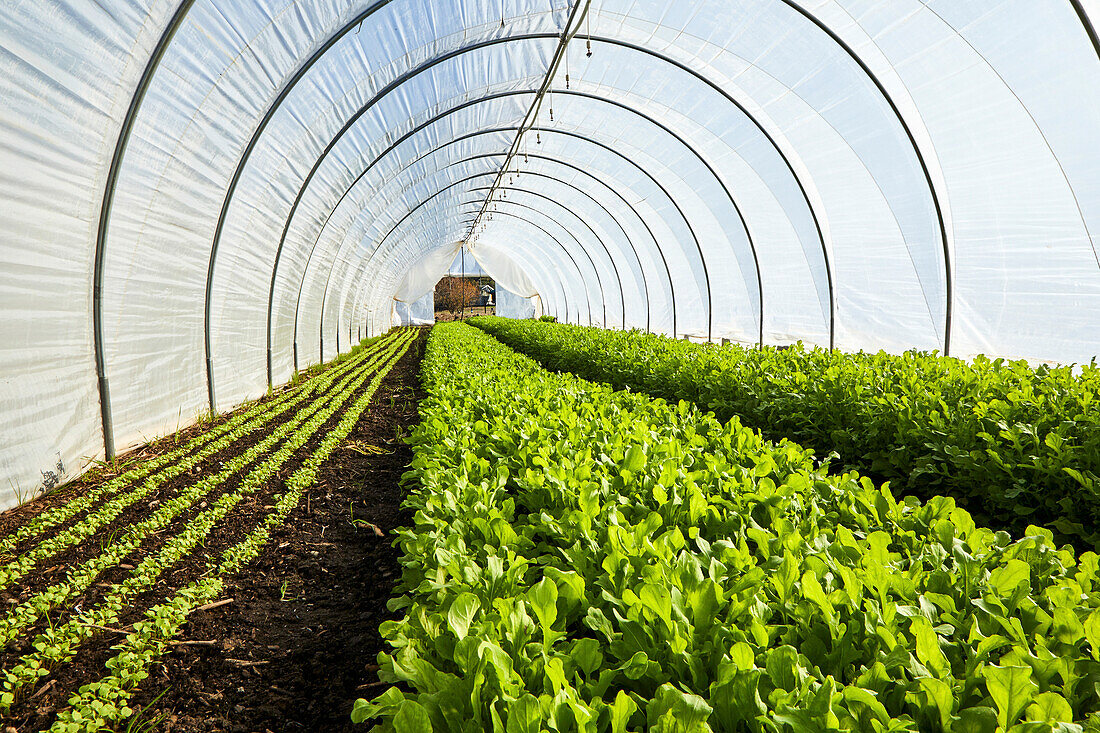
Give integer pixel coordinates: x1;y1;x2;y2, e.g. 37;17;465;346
462;0;591;248
586;5;593;57
566;42;571;89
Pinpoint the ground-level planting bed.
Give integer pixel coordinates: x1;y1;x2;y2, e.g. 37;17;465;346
0;327;424;732
470;317;1100;548
359;322;1100;732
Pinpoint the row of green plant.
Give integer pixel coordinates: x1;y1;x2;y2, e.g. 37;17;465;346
0;330;415;713
358;323;1099;731
470;317;1100;543
0;335;385;593
0;332;382;562
0;331;406;655
48;330;419;732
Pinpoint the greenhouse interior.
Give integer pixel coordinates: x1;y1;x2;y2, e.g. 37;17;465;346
1;0;1099;730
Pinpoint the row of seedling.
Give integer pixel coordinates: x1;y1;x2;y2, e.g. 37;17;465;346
0;333;382;562
48;329;418;732
0;330;414;715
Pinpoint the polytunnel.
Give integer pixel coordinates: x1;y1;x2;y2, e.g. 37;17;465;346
1;0;1099;509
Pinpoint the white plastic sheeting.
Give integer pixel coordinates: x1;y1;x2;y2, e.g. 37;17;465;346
497;287;541;320
393;292;436;327
1;0;1098;509
446;252;489;278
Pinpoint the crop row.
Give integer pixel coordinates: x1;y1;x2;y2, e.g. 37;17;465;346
47;329;418;732
0;329;415;714
0;332;390;594
359;323;1099;731
0;331;404;657
0;331;382;563
470;317;1100;543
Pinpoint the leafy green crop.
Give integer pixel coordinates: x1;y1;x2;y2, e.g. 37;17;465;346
470;317;1100;545
358;323;1100;732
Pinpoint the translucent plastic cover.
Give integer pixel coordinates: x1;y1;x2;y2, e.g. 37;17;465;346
0;0;1098;507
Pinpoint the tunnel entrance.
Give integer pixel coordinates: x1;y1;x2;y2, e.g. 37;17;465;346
434;275;495;322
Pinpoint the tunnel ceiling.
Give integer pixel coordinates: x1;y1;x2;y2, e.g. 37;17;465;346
0;0;1098;507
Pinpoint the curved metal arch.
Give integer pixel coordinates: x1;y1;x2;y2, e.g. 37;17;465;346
476;163;637;329
491;149;656;332
208;29;565;408
348;198;588;332
470;191;615;326
286;81;744;366
89;0;969;452
261;35;842;384
584;34;835;349
468;209;594;325
383;135;663;334
261;29;869;383
356;202;583;333
321;155;624;349
321;165;617;356
280;69;737;358
159;5;962;414
307;170;602;366
332;169;628;347
293;171;497;371
333;152;630;333
321;141;676;351
307;158;646;373
285;117;681;378
92;0;196;458
279;86;719;378
90;0;404;449
206;0;407;411
1070;0;1100;59
298;133;673;377
554;86;770;344
773;3;952;353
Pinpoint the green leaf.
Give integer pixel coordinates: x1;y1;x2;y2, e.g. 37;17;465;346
647;684;713;732
772;553;798;602
729;642;755;671
393;700;433;732
570;638;604;677
840;686;889;728
610;690;638;733
988;560;1031;599
639;584;673;626
1052;607;1086;645
623;446;646;474
910;677;954;731
622;651;650;680
447;593;481;641
954;705;998;733
765;646;803;692
1083;610;1100;660
527;578;558;642
351;687;405;724
800;571;834;623
544;568;586;613
911;617;951;678
982;665;1037;729
506;694;542;733
1025;692;1073;724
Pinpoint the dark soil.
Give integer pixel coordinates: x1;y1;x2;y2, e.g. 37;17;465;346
124;331;427;732
0;330;427;731
434;306;495;323
0;352;361;546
